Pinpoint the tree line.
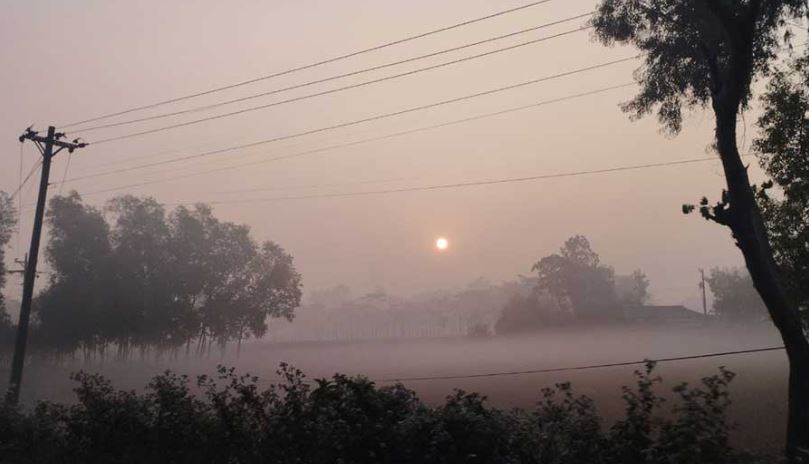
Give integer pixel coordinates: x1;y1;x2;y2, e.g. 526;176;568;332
5;192;302;360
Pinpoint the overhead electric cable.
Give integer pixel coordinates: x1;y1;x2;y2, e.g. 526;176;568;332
59;0;559;129
9;160;42;201
16;143;24;251
375;346;785;382
72;13;592;133
61;56;639;182
87;26;593;144
66;83;635;195
159;156;727;207
57;152;73;195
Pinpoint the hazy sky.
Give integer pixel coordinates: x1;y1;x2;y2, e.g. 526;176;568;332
0;0;785;307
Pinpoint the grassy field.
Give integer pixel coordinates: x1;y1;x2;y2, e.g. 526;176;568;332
2;324;787;454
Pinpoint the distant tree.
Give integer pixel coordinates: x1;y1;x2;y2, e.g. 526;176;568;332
754;55;809;316
706;267;768;322
466;323;492;338
0;191;17;349
532;236;621;321
307;284;352;312
591;1;809;456
495;293;563;334
615;270;650;307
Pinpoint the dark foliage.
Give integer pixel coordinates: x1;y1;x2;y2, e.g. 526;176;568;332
530;236;638;322
0;191;17;354
31;192;302;359
0;363;750;464
495;293;569;334
754;52;809;315
705;267;768;323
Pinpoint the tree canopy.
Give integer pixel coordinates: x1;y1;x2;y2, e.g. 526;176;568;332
592;0;806;134
34;192;302;358
754;52;809;314
532;235;626;321
706;267;768;322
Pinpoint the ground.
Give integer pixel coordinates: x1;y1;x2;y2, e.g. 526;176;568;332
2;324;786;454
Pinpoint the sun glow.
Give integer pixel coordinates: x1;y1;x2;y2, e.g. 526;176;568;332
435;237;449;251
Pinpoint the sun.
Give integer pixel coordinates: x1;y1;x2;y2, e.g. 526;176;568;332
435;237;449;251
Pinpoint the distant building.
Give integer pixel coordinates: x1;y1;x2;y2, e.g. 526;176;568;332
623;305;707;327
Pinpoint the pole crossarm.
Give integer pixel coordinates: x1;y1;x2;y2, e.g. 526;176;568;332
18;128;87;154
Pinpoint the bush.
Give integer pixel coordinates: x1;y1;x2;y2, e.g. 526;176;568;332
0;363;751;464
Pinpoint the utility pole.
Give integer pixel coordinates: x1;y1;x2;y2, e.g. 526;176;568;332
6;126;85;406
699;268;708;317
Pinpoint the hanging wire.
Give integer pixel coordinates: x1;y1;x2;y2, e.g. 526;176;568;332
16;142;23;252
58;152;73;196
9;160;42;201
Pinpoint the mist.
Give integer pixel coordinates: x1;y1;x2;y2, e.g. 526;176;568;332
1;0;806;462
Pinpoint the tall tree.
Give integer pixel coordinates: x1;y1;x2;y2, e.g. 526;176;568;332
233;241;302;350
706;267;768;322
754;54;809;315
106;195;174;349
592;1;809;457
533;235;621;320
37;192;111;353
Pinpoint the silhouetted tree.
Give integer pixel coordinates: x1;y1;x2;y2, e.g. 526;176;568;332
592;1;809;457
706;267;768;323
533;236;622;321
33;193;302;358
615;270;650;307
0;191;17;351
106;195;175;351
37;192;111;354
754;55;809;316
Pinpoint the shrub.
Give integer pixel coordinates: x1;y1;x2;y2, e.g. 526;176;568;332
0;363;752;464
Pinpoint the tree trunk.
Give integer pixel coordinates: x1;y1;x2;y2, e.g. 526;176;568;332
236;324;244;359
714;104;809;461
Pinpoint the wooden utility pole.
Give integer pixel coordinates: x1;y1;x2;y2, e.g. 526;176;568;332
6;126;85;406
699;268;708;317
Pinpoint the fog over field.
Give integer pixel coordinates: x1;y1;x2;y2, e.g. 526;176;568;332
5;325;785;451
2;1;808;462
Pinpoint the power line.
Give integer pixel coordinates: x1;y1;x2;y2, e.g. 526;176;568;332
16;143;23;251
160;156;727;207
9;160;43;201
87;26;593;144
57;152;73;195
61;57;639;183
213;177;408;195
65;83;635;194
72;13;592;134
375;346;785;382
59;0;559;129
76;175;410;199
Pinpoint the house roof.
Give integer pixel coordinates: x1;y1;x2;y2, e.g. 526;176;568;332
625;305;706;320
